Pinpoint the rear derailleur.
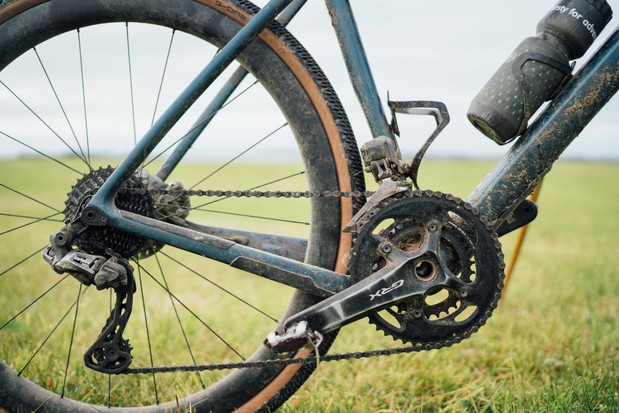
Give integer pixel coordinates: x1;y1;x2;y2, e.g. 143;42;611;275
44;230;136;375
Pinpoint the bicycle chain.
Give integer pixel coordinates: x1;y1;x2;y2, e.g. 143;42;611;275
132;187;374;199
123;186;501;375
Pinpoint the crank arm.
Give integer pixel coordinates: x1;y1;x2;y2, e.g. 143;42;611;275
267;237;469;351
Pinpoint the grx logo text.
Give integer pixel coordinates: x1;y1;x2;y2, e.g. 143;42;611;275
369;279;404;301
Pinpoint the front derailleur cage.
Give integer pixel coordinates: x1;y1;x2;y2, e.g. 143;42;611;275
346;101;450;232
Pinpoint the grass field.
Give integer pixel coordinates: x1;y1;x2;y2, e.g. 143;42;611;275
1;159;617;411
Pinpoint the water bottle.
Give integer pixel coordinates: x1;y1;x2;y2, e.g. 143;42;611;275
467;0;613;145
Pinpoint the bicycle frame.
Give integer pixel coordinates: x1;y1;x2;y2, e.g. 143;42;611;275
85;0;619;297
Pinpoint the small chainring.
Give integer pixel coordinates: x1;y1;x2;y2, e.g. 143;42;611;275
349;190;505;349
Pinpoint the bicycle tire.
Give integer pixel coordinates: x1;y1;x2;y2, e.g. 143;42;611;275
0;0;364;411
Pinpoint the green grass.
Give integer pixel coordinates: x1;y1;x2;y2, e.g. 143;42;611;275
1;159;617;411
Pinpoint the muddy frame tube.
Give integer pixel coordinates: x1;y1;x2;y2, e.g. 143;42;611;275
468;26;619;228
324;0;393;139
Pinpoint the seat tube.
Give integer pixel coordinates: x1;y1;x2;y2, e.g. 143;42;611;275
325;0;393;139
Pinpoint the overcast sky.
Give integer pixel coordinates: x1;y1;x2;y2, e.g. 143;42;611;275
2;1;617;161
272;0;619;160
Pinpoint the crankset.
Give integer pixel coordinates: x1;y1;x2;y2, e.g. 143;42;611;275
266;190;505;353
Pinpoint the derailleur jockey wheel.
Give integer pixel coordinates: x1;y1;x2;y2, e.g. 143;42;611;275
349;190;505;349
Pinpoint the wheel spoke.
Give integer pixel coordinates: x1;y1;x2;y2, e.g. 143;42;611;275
0;245;49;278
0;80;88;166
0;275;69;330
160;250;278;323
150;30;176;127
33;46;89;168
0;212;63;222
18;285;89;376
76;29;91;167
106;289;115;407
60;283;83;398
125;23;138;147
0;130;84;176
136;264;160;405
135;260;246;361
188;122;288;190
154;255;206;389
0;212;63;237
0;183;62;215
194;207;309;226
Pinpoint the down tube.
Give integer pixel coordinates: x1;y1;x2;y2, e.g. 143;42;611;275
468;27;619;229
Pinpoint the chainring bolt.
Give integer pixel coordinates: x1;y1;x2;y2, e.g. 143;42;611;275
379;243;392;254
427;221;439;232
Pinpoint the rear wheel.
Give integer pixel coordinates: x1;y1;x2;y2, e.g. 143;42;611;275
0;0;364;410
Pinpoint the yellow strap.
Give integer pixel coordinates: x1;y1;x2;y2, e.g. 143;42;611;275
503;181;543;294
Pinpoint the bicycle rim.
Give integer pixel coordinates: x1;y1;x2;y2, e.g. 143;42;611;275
0;0;364;410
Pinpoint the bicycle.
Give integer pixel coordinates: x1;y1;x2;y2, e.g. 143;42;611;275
0;0;616;411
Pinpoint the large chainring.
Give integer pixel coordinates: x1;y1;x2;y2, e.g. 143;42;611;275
349;190;505;349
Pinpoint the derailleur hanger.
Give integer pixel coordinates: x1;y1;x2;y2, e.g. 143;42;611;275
80;205;109;226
